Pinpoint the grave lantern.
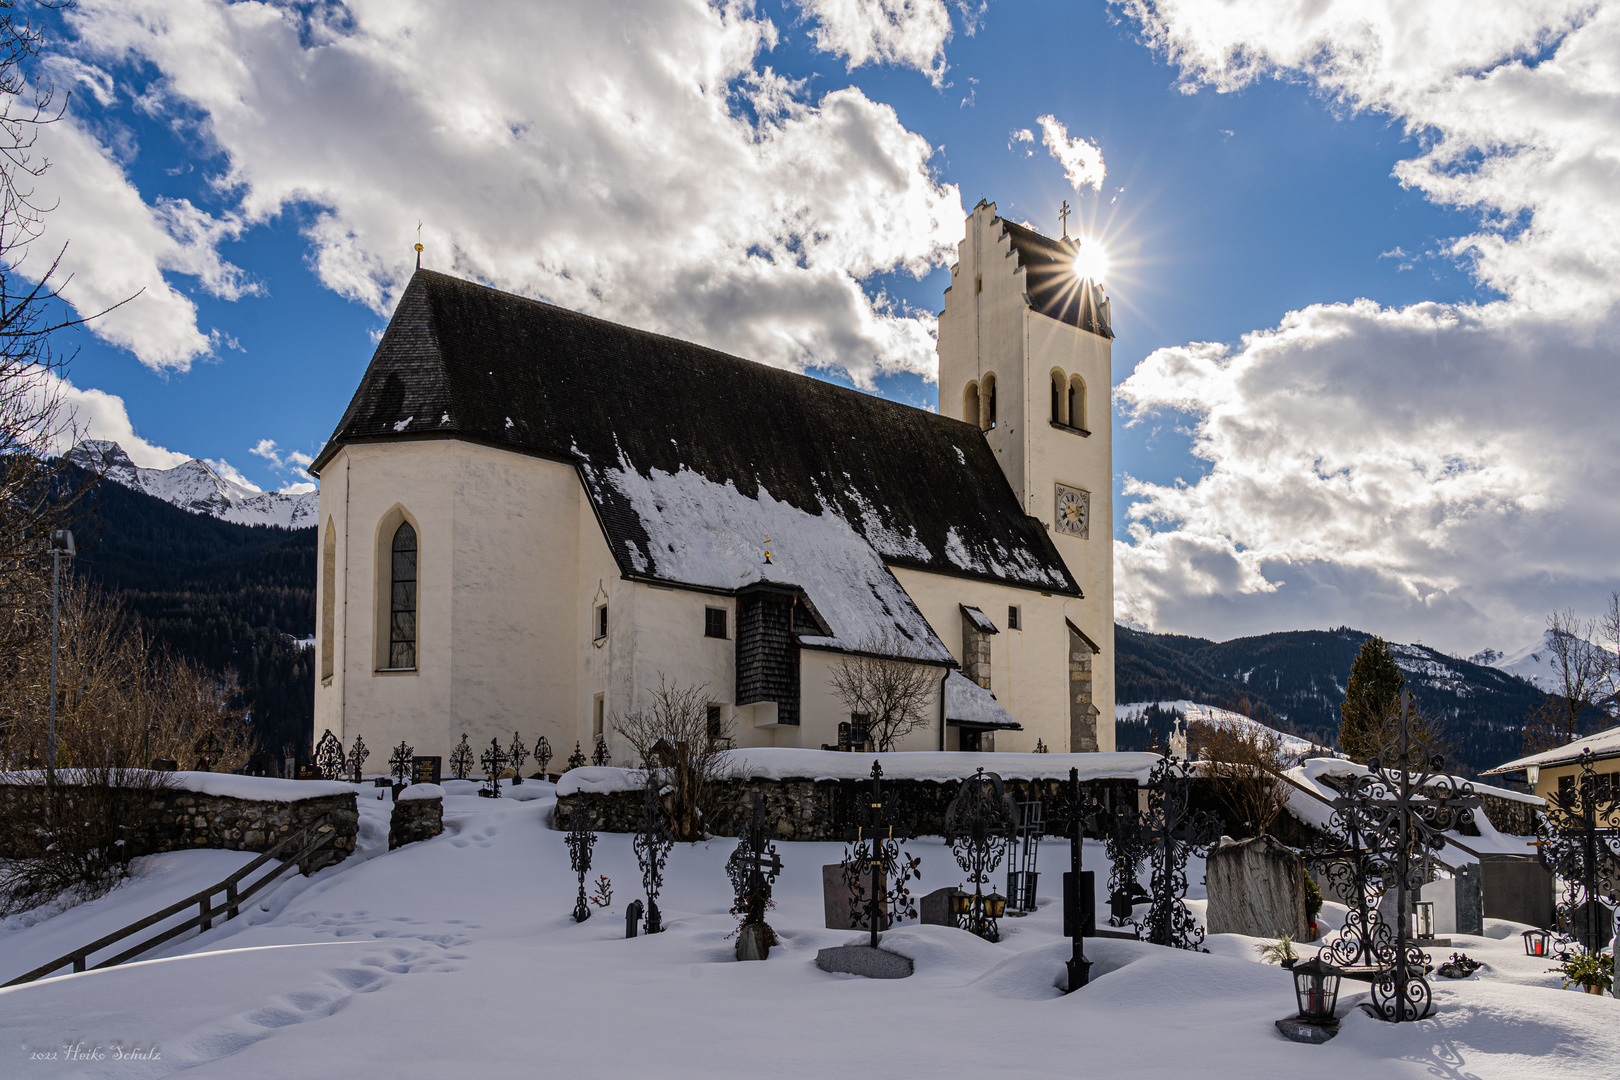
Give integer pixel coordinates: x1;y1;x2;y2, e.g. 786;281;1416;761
948;889;973;918
1290;958;1343;1023
985;890;1008;920
1522;928;1553;957
1412;900;1435;940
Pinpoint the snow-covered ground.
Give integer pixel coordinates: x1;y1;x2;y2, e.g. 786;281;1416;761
0;779;1609;1078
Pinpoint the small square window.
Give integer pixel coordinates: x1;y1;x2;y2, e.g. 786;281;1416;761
1007;605;1021;630
705;607;728;639
594;604;608;640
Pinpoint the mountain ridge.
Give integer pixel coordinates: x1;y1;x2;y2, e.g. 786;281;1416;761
67;440;317;529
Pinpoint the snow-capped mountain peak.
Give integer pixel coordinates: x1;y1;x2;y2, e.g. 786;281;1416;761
67;440;318;529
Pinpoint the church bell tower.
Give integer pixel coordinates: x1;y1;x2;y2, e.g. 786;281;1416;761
936;199;1116;750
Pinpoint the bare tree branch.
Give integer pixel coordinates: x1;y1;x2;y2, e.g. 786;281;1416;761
826;630;940;751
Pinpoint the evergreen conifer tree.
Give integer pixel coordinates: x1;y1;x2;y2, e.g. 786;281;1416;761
1339;637;1405;762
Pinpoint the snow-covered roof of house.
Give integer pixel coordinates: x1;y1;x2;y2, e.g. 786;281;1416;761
312;270;1077;658
959;605;999;634
943;671;1022;730
1482;722;1620;775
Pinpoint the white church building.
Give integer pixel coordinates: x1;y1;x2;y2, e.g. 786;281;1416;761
309;201;1116;765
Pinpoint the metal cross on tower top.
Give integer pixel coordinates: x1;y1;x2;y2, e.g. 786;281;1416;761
1059;200;1071;238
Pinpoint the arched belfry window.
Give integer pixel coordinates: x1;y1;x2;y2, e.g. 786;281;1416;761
1069;375;1087;432
983;373;998;430
963;380;981;425
1050;369;1066;424
388;522;418;669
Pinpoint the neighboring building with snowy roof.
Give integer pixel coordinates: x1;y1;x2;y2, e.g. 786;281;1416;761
309;201;1114;762
1483;723;1620;813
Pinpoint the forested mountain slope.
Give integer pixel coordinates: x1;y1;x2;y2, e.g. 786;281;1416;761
1116;624;1549;775
65;465;316;761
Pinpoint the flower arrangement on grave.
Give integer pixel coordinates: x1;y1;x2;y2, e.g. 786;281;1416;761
450;734;473;780
346;735;369;783
314;729;346;781
566;809;596;922
1257;935;1299;966
534;736;553;778
1437;952;1482;979
565;741;587;772
1550;950;1613;994
389;740;414;787
590;875;613;908
479;738;506;799
1303;873;1324;937
507;732;528;785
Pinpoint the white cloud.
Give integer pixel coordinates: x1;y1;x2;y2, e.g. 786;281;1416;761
1112;1;1620;653
28;369;189;469
1037;114;1106;192
795;0;955;86
250;437;315;480
54;0;963;389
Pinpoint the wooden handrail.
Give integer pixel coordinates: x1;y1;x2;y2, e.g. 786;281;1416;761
4;813;343;987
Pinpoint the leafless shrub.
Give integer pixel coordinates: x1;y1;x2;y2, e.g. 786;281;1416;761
613;676;736;842
827;630;939;751
1188;719;1291;838
0;764;176;915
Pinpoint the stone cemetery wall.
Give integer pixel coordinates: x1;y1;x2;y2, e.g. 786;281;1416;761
0;779;359;872
390;786;445;849
555;773;1140;841
1204;835;1309;941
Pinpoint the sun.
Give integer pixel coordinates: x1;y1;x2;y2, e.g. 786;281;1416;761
1071;239;1110;283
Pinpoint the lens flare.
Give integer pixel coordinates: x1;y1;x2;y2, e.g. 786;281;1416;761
1071;241;1110;283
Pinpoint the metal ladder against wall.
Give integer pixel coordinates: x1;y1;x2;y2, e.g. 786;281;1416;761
4;812;343;987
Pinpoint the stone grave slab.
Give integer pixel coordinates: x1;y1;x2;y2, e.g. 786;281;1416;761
1421;865;1482;936
920;887;958;927
815;944;913;979
823;864;888;931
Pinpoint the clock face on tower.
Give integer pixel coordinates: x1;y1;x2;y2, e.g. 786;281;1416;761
1054;484;1090;538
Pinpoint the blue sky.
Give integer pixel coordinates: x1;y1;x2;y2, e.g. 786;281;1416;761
31;0;1620;654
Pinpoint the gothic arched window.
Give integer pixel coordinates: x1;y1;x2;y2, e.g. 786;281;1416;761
388;521;418;669
321;519;336;682
963;380;981;425
1050;369;1066;424
983;372;998;430
1069;375;1087;432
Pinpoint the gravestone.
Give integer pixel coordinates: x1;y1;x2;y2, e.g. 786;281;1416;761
1479;855;1555;929
412;756;442;786
1421;865;1483;936
920;886;958;927
295;763;321;780
1204;835;1308;941
822;863;889;931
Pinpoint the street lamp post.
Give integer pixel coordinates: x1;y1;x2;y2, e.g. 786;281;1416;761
46;529;75;784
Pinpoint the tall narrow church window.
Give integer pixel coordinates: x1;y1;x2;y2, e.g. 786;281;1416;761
1069;375;1087;432
983;373;998;429
388;522;418;669
1050;369;1066;424
963;381;980;426
321;519;336;681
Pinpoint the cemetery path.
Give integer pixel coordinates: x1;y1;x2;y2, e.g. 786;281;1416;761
0;781;1613;1079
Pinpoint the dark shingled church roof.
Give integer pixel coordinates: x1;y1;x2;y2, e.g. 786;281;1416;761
1000;220;1114;339
313;271;1079;609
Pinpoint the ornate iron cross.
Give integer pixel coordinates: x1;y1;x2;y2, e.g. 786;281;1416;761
944;768;1017;942
634;777;673;934
727;793;783;930
1537;748;1620;953
1129;755;1221;950
388;740;414;786
841;761;920;949
314;729;345;781
1050;766;1104;989
566;807;596;923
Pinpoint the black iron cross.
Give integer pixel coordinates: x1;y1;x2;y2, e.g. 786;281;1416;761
1051;766;1103;990
1537;747;1620;953
728;794;784;929
841;761;916;949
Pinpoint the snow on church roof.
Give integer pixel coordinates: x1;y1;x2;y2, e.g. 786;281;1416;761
314;270;1078;657
943;671;1022;730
